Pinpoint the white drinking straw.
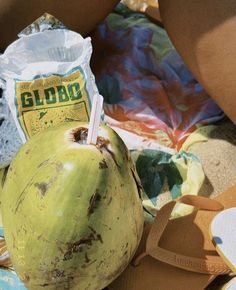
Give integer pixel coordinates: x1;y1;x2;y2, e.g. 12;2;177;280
87;94;104;145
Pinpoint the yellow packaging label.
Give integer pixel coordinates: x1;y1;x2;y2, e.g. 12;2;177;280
15;68;91;138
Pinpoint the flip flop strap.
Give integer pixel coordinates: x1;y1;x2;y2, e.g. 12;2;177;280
134;195;230;275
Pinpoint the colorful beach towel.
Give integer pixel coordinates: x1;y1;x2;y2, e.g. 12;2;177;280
92;4;224;151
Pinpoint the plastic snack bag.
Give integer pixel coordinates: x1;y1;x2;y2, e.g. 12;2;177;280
0;13;99;168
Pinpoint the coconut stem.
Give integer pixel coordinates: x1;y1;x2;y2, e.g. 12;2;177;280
73;127;88;145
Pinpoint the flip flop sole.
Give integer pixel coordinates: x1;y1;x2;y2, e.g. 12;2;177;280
210;207;236;274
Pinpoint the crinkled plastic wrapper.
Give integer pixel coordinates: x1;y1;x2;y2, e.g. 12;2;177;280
0;13;99;168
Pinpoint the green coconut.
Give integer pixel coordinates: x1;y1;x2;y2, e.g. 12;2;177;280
1;122;143;290
0;167;8;228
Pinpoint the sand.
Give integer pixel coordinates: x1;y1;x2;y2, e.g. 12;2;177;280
188;120;236;198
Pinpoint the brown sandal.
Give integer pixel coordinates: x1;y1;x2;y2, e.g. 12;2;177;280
109;186;236;290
